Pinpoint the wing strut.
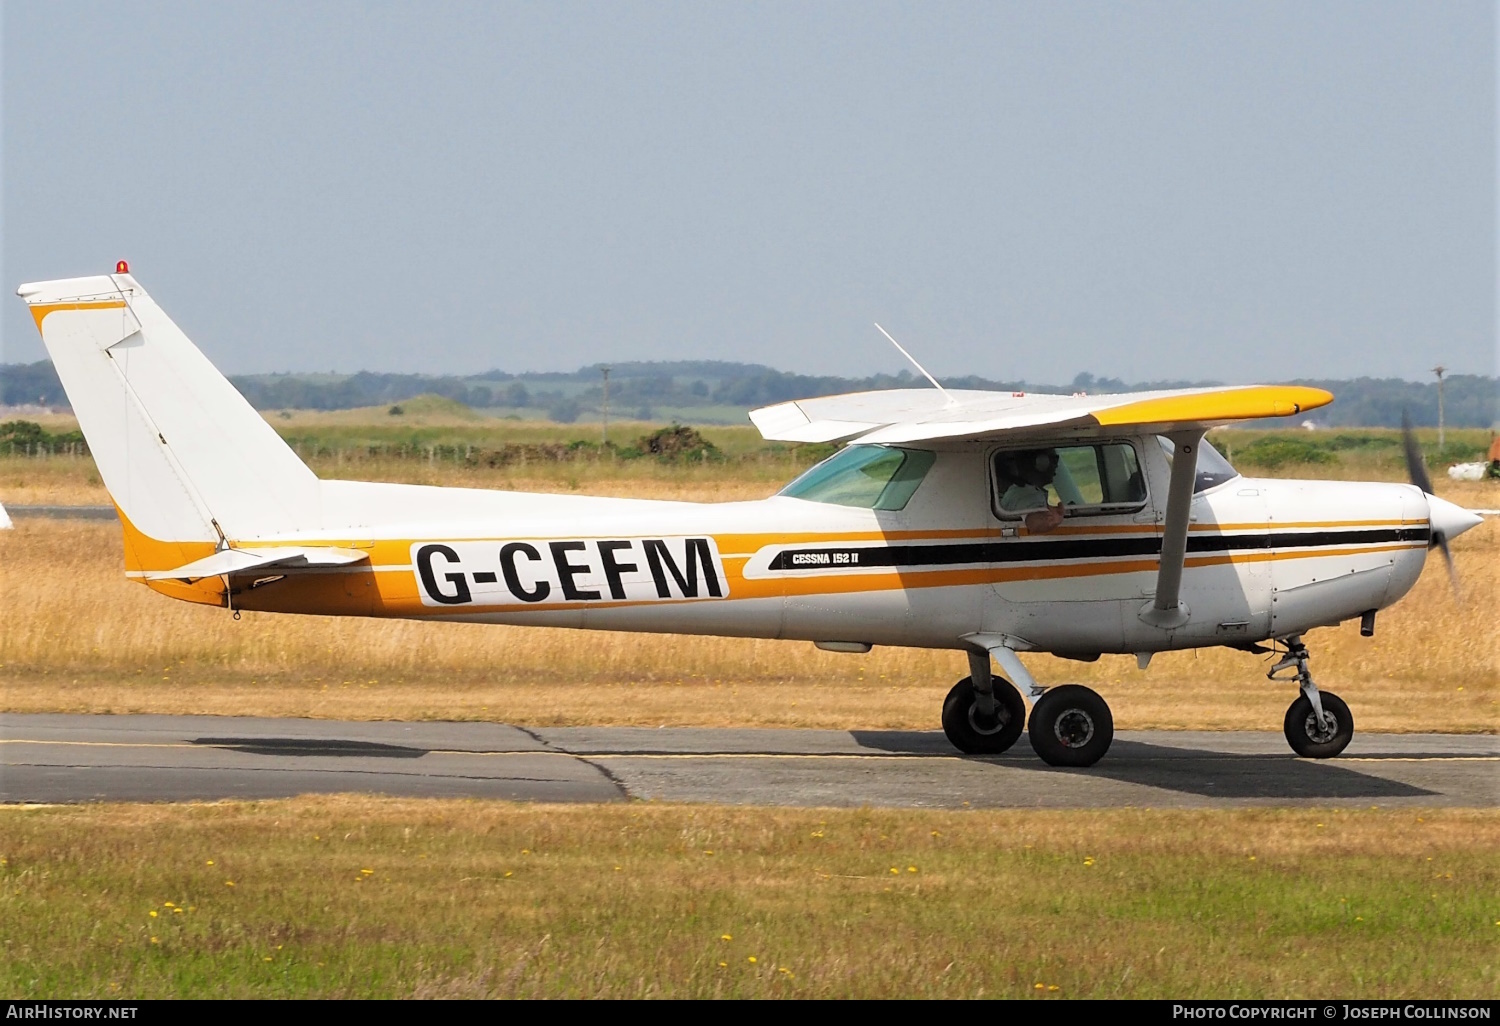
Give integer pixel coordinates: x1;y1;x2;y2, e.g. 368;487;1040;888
1138;429;1205;630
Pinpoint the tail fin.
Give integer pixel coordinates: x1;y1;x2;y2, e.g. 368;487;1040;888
17;271;319;543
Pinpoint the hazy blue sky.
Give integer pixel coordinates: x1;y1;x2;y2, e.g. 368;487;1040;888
3;1;1494;383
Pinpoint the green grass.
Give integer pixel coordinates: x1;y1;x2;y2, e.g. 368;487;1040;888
3;801;1495;998
269;415;785;458
1212;427;1491;478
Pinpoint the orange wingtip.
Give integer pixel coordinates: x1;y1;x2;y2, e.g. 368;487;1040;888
1092;386;1334;427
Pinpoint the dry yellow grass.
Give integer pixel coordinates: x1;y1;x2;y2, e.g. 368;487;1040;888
1;478;1494;730
1;454;109;505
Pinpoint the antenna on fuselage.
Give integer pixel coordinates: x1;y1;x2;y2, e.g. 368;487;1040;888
873;323;957;407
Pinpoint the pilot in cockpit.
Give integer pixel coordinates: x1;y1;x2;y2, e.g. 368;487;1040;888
996;448;1066;534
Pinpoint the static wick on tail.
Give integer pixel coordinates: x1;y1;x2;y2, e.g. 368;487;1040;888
873;323;958;407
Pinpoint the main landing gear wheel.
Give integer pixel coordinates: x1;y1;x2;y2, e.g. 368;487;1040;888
1283;691;1354;759
942;675;1026;754
1028;685;1114;768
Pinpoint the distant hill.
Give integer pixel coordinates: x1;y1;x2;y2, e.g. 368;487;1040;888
2;359;1493;429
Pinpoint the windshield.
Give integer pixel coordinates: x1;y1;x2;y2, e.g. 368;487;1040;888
1157;436;1240;492
780;445;936;510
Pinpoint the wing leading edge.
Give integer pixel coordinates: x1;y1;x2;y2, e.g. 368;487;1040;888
749;384;1333;445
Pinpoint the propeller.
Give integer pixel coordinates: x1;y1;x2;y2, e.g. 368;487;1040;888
1401;410;1434;497
1401;411;1479;599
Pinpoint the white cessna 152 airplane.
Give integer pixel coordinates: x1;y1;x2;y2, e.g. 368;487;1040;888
18;266;1483;767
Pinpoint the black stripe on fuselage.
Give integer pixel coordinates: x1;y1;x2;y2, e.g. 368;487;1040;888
765;527;1429;572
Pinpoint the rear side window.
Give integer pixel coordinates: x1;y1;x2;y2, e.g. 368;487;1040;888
993;443;1146;516
780;445;936;511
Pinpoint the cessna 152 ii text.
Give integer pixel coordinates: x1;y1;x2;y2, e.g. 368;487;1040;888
18;267;1483;767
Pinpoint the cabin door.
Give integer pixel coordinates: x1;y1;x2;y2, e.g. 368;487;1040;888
984;440;1154;653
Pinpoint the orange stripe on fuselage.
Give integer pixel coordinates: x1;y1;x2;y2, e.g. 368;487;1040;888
1039;518;1418;537
1186;543;1423;569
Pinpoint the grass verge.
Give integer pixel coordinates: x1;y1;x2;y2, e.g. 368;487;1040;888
2;800;1495;999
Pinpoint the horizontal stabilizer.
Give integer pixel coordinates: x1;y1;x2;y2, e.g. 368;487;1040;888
144;546;368;581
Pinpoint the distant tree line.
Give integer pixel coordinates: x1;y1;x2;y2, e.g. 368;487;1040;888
0;418;89;455
1277;376;1494;429
2;359;1493;428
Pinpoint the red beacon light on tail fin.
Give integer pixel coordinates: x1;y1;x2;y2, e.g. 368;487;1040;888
115;261;129;274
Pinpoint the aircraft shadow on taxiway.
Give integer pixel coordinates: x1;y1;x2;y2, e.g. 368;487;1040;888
193;737;429;759
850;731;1438;801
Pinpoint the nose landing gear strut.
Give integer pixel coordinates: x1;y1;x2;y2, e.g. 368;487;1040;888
1270;634;1354;759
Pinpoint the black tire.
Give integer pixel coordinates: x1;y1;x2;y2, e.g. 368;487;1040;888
1283;691;1354;759
941;676;1026;754
1028;685;1114;767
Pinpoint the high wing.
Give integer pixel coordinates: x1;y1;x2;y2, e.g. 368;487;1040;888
752;382;1335;633
749;384;1333;445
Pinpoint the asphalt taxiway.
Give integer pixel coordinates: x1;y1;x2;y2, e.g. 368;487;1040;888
2;714;1494;808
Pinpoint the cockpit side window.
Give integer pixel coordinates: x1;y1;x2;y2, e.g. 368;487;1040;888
992;442;1146;517
779;445;936;511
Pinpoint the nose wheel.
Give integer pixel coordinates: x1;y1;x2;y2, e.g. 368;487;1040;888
1284;691;1353;758
1271;635;1355;759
